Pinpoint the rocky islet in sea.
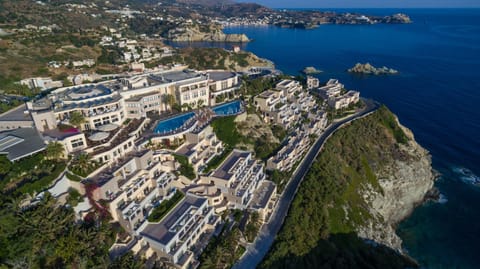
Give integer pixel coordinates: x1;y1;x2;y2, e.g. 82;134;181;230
348;62;399;75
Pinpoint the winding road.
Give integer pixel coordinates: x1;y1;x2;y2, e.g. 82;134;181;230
233;99;380;269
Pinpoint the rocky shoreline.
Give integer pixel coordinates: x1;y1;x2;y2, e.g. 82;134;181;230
167;23;250;43
348;62;399;75
356;116;435;252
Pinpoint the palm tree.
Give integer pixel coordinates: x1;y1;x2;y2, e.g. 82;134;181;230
45;142;65;160
200;256;216;269
163;94;176;111
71;153;94;176
181;103;190;111
69;111;86;129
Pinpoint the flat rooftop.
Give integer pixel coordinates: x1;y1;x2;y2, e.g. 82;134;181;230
54;95;122;112
0;128;46;161
277;79;295;87
175;143;196;158
208;71;236;81
250;180;276;210
211;150;250;180
56;84;113;101
257;90;277;99
0;104;32;122
42;128;82;140
149;71;201;84
141;194;207;245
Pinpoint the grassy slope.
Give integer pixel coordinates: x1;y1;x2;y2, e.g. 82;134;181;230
260;106;417;269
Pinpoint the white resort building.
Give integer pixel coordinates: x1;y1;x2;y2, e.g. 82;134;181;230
175;125;224;174
140;193;220;269
201;150;270;210
313;78;360;109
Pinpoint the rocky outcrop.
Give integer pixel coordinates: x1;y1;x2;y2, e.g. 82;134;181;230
167;23;250;42
383;13;412;24
235;113;280;152
356;116;434;251
302;66;322;74
348;62;399;75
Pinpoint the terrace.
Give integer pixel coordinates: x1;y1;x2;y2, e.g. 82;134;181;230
88;149;150;187
56;84;113;102
211;151;250;181
91;118;145;155
54;95;122;113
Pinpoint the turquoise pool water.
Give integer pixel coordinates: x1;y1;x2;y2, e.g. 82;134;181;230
213;100;242;116
154;112;194;134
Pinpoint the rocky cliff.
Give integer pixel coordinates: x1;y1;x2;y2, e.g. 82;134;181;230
356;116;434;251
167;23;250;42
261;106;434;268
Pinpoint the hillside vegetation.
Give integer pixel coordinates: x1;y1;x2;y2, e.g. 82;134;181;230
260;106;418;269
155;47;271;71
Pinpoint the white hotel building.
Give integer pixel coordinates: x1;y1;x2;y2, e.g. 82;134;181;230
140;193;219;268
18;69;239;163
202;150;267;209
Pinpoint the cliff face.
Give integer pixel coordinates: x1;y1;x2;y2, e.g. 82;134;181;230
261;106;433;269
167;24;250;42
356;118;434;250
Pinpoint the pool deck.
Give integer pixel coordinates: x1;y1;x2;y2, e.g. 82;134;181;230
141;100;245;141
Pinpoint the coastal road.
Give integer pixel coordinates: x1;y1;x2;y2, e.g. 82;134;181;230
233;99;380;269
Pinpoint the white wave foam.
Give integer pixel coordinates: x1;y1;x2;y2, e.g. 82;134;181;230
452;166;480;185
438;193;448;204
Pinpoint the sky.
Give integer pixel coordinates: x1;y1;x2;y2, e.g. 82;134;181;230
236;0;480;8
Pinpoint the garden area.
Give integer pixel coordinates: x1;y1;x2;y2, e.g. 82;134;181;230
148;191;185;222
0;153;66;197
173;154;196;180
68;153;103;177
199;220;245;269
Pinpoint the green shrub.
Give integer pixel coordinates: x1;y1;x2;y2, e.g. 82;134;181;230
66;172;82;182
173;154;196;180
66;187;84;207
148;191;185;222
203;149;232;174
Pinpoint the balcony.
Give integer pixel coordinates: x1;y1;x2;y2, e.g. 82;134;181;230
88;105;121;117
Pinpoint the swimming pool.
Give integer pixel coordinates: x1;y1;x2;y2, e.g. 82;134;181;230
154;112;195;134
213;100;242;116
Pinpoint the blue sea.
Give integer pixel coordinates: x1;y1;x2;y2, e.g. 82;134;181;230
171;9;480;268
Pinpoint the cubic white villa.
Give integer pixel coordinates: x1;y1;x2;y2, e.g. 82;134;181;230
253;79;317;129
313;78;360;109
201;150;266;208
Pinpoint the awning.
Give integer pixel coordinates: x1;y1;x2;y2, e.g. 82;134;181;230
88;132;109;141
97;123;119;132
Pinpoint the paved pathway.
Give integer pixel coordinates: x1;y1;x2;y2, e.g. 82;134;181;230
233;100;380;269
